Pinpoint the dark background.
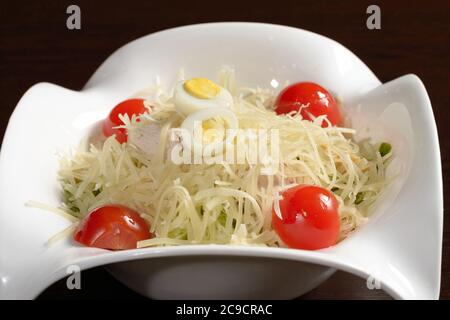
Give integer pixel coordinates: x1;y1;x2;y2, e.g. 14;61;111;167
1;0;448;300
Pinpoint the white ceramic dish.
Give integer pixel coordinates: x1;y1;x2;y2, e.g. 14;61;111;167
0;23;442;300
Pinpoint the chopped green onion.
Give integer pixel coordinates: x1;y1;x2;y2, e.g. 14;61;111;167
331;187;339;192
379;142;392;157
63;189;80;213
218;210;227;226
69;205;80;213
355;192;364;205
218;210;236;228
168;228;187;240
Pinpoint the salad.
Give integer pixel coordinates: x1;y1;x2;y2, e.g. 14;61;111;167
45;67;393;251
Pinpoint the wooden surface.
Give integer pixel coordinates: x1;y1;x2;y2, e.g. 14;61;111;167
1;0;448;300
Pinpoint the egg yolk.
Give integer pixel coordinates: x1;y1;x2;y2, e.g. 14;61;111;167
201;118;227;144
184;78;221;99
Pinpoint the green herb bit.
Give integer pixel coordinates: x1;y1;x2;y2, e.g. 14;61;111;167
379;142;392;157
355;192;364;205
218;211;227;226
168;228;188;240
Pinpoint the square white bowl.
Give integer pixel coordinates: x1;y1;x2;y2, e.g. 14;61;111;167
0;23;442;300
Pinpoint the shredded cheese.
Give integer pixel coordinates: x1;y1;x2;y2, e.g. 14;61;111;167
56;68;391;248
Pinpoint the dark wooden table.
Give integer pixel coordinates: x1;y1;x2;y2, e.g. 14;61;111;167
1;0;448;300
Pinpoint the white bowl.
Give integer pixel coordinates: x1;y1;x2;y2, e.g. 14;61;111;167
0;23;442;300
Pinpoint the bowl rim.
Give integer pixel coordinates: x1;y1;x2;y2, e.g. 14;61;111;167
84;21;382;90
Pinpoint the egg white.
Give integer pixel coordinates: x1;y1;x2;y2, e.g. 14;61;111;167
180;107;238;157
173;81;233;116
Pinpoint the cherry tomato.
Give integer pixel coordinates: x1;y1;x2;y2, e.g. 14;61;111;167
274;82;341;127
102;98;147;143
272;185;340;250
74;205;151;250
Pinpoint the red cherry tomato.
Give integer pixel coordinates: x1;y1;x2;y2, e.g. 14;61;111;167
274;82;341;127
74;205;151;250
102;98;147;143
272;185;340;250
